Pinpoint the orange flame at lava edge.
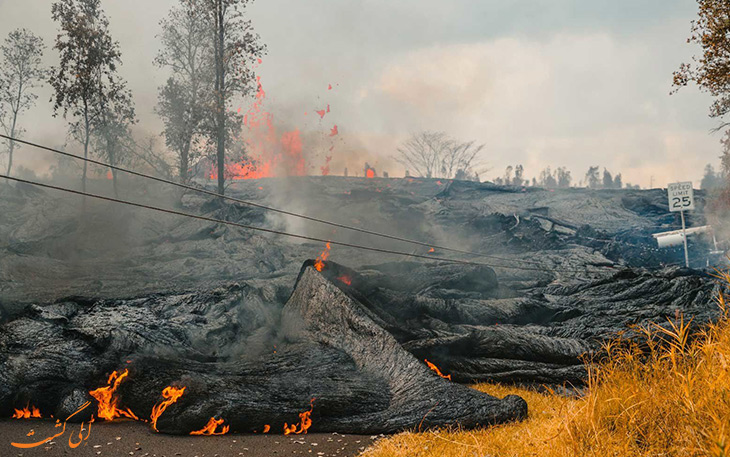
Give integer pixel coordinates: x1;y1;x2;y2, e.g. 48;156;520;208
283;399;315;435
190;417;230;436
88;369;139;421
424;359;452;381
150;386;186;432
263;424;270;433
366;168;375;179
336;275;352;285
314;242;331;272
12;404;41;419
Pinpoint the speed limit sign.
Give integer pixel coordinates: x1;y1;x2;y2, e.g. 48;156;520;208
667;182;695;212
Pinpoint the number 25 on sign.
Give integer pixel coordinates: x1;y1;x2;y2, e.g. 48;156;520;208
668;181;695;212
667;181;695;268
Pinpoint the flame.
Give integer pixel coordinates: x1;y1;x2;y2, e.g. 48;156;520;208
314;242;331;272
190;417;230;436
12;404;41;419
366;168;375;179
106;170;113;180
428;248;435;253
283;399;315;435
210;75;308;181
424;359;452;381
337;275;352;285
329;125;338;137
263;424;270;433
150;386;186;432
88;369;139;421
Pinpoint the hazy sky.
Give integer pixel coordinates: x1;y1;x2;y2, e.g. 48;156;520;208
0;0;721;187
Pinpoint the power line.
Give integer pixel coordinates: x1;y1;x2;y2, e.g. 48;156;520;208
0;174;609;274
0;134;553;268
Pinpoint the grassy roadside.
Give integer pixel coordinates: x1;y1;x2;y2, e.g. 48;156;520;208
363;280;730;457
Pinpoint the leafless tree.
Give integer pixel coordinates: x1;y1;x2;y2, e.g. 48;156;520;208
0;29;45;175
396;131;485;180
395;131;449;178
441;139;485;180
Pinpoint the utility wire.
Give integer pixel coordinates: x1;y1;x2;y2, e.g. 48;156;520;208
1;174;610;274
0;134;554;268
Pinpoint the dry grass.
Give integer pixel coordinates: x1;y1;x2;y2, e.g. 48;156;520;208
363;276;730;457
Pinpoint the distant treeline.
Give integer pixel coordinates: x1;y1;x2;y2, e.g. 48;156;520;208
492;165;640;189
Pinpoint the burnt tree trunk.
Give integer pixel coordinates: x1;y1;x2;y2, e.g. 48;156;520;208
214;0;226;196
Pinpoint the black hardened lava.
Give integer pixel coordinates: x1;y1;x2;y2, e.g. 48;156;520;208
0;262;527;434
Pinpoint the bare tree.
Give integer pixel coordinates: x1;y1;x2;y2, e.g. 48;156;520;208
0;29;45;175
396;131;485;180
442;140;484;180
395;131;451;178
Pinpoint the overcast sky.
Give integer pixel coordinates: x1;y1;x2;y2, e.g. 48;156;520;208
0;0;721;187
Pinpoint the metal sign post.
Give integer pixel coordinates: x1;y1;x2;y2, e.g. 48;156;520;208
667;182;695;268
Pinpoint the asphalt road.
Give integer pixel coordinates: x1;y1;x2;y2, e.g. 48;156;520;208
0;420;377;457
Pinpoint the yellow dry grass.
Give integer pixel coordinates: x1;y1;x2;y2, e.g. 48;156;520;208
363;274;730;457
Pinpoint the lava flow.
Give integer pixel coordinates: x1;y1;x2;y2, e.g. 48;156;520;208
314;242;331;272
283;398;315;435
190;417;230;436
88;369;139;421
425;359;452;381
150;386;186;432
12;404;41;419
336;275;352;285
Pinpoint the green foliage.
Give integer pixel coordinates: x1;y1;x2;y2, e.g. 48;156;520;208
0;28;45;174
49;0;135;192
